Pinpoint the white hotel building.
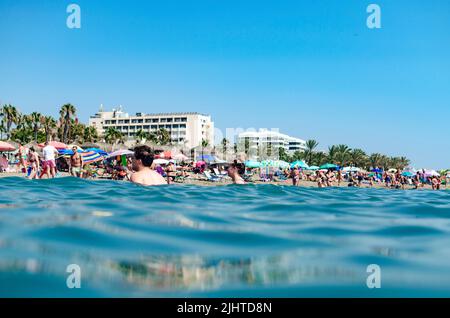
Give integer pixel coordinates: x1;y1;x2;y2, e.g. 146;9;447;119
237;129;307;159
89;106;214;149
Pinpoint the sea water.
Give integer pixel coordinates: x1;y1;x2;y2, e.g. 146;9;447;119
0;177;449;297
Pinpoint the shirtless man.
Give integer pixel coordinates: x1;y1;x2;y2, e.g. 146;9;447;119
227;163;245;184
130;145;167;186
70;146;84;177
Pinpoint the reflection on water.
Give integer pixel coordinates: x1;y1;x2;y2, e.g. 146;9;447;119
0;177;450;297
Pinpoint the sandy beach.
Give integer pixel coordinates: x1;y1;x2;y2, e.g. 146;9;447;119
0;171;443;190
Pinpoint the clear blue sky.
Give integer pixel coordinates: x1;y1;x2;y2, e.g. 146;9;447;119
1;0;449;168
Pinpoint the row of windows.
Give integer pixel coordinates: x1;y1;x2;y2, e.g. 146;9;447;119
105;117;187;125
107;124;187;130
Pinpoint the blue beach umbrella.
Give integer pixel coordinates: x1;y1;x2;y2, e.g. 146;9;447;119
401;171;414;177
320;163;338;170
84;148;108;156
306;165;319;170
290;160;309;169
244;160;261;168
81;151;105;164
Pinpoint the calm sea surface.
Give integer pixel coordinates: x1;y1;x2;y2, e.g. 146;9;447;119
0;177;449;297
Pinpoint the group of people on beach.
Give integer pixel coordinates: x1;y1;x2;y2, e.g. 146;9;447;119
287;166;446;190
7;143;448;189
13;144;245;186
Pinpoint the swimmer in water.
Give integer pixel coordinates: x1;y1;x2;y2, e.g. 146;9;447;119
130;145;167;186
227;163;245;184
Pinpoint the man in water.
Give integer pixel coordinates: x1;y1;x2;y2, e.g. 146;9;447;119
227;163;245;184
130;145;167;186
70;146;84;177
40;141;58;179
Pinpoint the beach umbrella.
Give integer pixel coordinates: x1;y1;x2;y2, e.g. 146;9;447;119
196;154;215;162
387;168;397;173
371;168;383;173
401;171;414;177
424;170;440;177
58;149;83;156
155;151;172;159
81;151;104;164
84;148;109;156
173;153;189;161
306;165;319;170
290;160;309;169
107;149;134;158
320;163;338;170
244;160;261;168
272;160;290;169
38;141;68;150
343;166;361;172
0;141;15;152
153;158;169;165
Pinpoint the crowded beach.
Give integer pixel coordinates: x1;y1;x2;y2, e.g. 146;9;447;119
0;105;448;189
0;140;448;190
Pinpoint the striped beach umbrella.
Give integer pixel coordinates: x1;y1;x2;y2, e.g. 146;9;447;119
81;151;104;164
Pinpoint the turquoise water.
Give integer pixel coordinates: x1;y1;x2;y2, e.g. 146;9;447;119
0;177;450;297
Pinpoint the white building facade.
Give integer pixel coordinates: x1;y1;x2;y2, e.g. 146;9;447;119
237;129;307;160
89;106;214;149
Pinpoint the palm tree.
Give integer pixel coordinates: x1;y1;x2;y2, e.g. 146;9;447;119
201;138;209;161
369;153;383;170
2;104;20;139
156;128;171;145
312;151;327;166
59;103;76;143
304;139;319;165
83;126;98;143
221;138;229;157
70;121;85;143
349;149;367;167
28;112;42;142
104;127;123;145
41;116;57;142
327;145;338;164
335;144;351;167
135;129;149;144
0;119;6;140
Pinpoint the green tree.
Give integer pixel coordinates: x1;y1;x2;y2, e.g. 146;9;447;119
83;126;98;143
327;145;338;164
335;144;351;167
59;103;76;143
201;138;209;161
304;139;319;165
41;116;57;142
104;127;123;145
349;148;367;167
2;104;20;139
28;112;42;142
135;129;149;144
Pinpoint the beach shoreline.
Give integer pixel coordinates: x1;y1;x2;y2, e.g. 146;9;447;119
0;171;443;190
